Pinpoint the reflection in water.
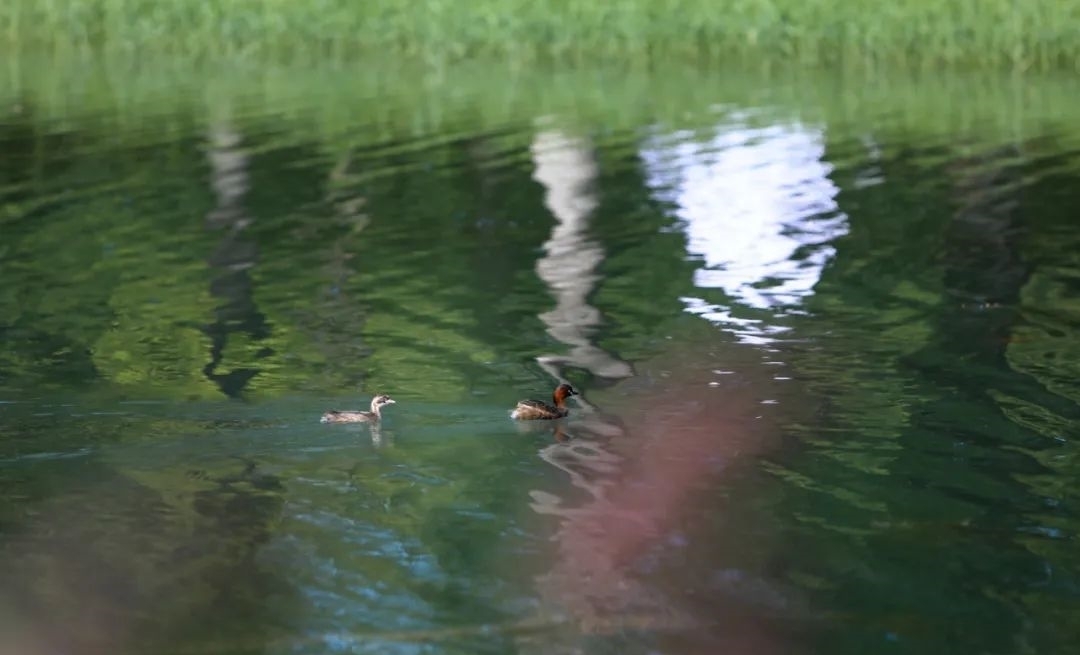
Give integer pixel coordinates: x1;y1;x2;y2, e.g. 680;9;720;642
640;117;848;344
525;380;791;654
315;151;371;308
0;443;285;655
368;421;387;447
522;127;744;652
7;69;1080;655
518;119;825;653
530;127;634;388
304;151;375;399
526;437;702;653
203;120;270;398
525;127;672;648
945;144;1027;306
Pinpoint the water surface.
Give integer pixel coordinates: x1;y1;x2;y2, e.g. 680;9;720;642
2;60;1080;654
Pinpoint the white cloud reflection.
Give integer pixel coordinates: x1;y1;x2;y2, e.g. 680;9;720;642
640;116;848;344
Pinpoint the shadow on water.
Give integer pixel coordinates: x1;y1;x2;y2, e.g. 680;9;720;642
2;61;1080;655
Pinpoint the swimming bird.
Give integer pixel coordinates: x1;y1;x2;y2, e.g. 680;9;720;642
320;394;396;424
510;383;579;420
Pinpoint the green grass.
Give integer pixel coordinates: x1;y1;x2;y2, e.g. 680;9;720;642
1;0;1078;71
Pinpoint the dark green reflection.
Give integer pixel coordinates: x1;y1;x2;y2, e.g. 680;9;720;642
2;57;1080;655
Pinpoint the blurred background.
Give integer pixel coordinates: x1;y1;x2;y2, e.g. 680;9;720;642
2;3;1079;654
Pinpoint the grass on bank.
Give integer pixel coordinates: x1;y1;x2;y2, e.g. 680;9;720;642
1;0;1079;71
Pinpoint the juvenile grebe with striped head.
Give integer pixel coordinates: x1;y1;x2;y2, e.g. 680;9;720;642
320;394;396;424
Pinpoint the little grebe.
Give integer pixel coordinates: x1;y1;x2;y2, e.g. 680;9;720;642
510;383;579;420
320;394;396;424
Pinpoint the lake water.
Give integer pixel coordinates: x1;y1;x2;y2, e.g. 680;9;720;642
2;60;1080;654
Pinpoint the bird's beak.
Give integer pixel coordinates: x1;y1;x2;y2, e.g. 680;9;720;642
385;398;396;404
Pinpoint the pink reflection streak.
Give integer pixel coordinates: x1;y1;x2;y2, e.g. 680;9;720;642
530;378;790;654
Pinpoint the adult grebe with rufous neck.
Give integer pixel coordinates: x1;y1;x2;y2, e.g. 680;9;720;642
320;394;396;423
510;383;579;420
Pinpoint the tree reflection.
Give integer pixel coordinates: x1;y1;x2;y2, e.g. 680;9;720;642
530;126;634;386
202;119;270;398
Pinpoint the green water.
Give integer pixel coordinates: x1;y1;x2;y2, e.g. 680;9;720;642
2;59;1080;654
